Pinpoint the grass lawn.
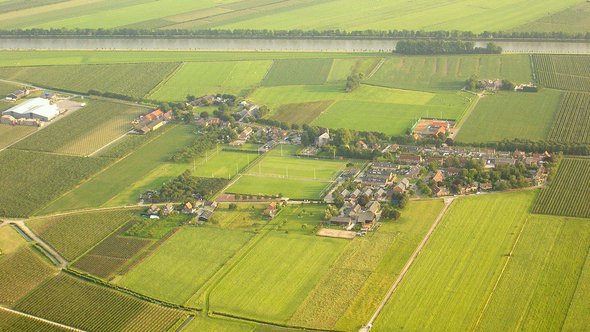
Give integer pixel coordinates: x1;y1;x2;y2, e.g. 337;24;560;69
119;227;254;305
476;214;590;331
368;54;532;91
149;61;272;101
455;89;562;143
209;232;347;324
38;124;194;214
262;59;333;86
374;191;535;331
0;124;36;150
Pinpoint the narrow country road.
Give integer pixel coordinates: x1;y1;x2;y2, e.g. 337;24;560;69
361;196;455;331
8;220;68;268
0;306;84;332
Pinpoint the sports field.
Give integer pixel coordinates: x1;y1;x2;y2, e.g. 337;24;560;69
0;63;180;99
149;61;272;101
0;0;580;33
455;89;561;143
119;227;253;305
374;191;534;331
12;99;145;156
533;158;590;218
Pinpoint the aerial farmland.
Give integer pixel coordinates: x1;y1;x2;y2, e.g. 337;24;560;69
0;1;590;332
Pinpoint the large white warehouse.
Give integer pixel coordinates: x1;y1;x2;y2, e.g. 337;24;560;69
2;97;59;122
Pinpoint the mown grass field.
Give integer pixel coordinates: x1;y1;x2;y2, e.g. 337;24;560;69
513;2;590;33
547;91;590;143
119;227;253;305
456;89;562;143
27;209;136;261
533;55;590;92
0;149;108;217
227;175;329;200
39;125;194;214
271;100;334;125
14;273;187;332
210;232;347;324
374;191;535;331
0;124;36;150
12;99;145;156
149;61;272;101
533;158;590;218
368;54;532;91
475;214;590;331
0;63;180;99
262;59;333;86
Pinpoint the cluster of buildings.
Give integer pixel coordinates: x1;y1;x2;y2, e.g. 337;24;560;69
1;97;60;126
5;88;30;101
146;200;219;223
329;199;382;232
133;108;173;135
411;118;455;140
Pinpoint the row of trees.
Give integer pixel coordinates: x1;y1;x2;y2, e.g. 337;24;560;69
2;28;589;40
456;139;590;156
395;40;502;55
147;170;228;203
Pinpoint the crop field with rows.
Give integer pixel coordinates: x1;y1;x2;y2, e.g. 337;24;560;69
0;62;181;99
0;124;36;150
547;92;590;144
263;59;333;86
532;55;590;92
14;273;187;332
533;158;590;218
12;100;145;156
0;149;108;217
27;209;137;261
0;309;69;332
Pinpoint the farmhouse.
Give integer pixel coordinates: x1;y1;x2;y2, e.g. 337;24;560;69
133;108;173;134
411;119;453;140
316;130;330;147
2;97;59;122
263;202;278;219
5;89;30;101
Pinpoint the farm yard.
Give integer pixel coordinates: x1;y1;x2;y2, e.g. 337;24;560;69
533;158;590;218
547;92;590;143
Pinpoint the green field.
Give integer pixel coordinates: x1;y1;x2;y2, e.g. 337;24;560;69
368;54;532;91
270;100;334;125
119;227;253;305
547;92;590;143
374;191;535;331
149;61;272;101
327;58;383;82
475;214;590;331
227;175;329;200
12;99;145;156
0;149;108;217
514;2;590;33
0;63;180;99
262;59;333;86
0;124;36;150
27;209;136;261
455;89;561;143
14;273;187;332
533;55;590;92
0;0;579;33
39;124;194;214
0;309;69;332
210;232;347;324
533;158;590;218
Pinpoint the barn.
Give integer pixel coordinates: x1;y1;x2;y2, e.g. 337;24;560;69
2;98;59;122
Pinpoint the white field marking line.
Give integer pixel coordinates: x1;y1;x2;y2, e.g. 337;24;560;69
471;216;529;331
364;197;455;330
0;306;85;332
366;58;385;79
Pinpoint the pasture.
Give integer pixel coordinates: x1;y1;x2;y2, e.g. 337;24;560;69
533;158;590;218
119;227;253;305
533;55;590;92
514;2;590;33
262;59;333;86
27;209;137;261
548;92;590;143
455;89;561;143
374;191;535;331
14;273;187;332
367;54;532;91
0;62;180;99
39;124;194;213
0;124;36;150
149;61;272;101
271;100;334;125
209;232;347;324
327;58;383;82
475;214;590;331
0;0;579;33
0;149;108;217
12;99;145;156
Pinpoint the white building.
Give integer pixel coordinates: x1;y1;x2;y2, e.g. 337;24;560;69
2;98;59;122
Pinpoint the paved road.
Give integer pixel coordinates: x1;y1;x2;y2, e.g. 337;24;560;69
9;220;68;268
361;197;455;331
